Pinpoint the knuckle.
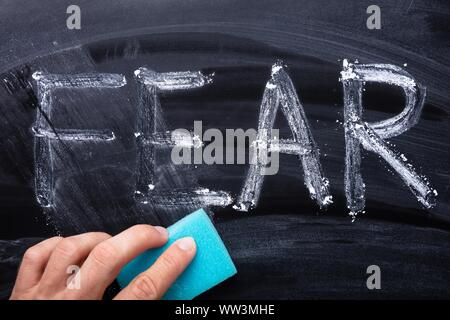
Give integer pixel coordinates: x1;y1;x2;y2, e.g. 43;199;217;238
131;274;160;299
90;241;119;267
54;238;80;259
22;236;62;265
88;231;111;238
130;225;155;241
160;253;181;273
22;247;43;265
96;232;111;239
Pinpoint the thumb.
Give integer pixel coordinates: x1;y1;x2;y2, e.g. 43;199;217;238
114;237;196;300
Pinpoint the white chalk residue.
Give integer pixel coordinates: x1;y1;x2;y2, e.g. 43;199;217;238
135;68;212;91
149;188;233;208
341;61;425;139
341;60;436;217
170;130;204;148
141;131;204;148
271;139;312;155
235;62;332;212
32;72;126;207
193;188;234;207
32;128;115;141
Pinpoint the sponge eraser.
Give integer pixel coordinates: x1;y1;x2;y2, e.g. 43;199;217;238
116;209;237;300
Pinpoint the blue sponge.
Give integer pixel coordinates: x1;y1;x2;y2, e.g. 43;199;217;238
117;209;237;299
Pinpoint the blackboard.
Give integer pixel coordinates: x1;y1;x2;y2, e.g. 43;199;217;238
1;0;449;299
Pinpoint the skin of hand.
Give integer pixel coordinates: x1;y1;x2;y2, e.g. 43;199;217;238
9;225;196;300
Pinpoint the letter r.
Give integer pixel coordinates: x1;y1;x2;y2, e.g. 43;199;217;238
341;60;436;217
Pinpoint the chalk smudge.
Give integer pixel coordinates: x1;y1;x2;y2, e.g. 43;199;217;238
140;130;204;149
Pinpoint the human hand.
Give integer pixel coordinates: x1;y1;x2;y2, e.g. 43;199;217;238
9;225;196;299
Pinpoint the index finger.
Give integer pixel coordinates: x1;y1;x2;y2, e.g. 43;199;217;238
78;225;168;297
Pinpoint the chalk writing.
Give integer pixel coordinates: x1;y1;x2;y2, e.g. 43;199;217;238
31;61;437;218
134;68;233;207
32;72;126;207
341;60;437;219
234;62;332;212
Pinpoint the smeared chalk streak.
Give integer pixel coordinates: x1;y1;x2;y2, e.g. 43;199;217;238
342;79;366;214
270;139;312;155
134;70;158;197
135;68;211;91
141;189;233;207
32;72;126;89
193;188;233;207
235;62;331;212
32;128;115;141
141;131;203;148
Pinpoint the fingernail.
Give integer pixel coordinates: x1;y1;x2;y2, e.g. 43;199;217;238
176;237;196;252
154;226;168;237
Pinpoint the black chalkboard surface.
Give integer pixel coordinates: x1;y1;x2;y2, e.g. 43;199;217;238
1;0;449;299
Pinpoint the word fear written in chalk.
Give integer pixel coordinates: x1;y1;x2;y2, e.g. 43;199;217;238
31;60;437;219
